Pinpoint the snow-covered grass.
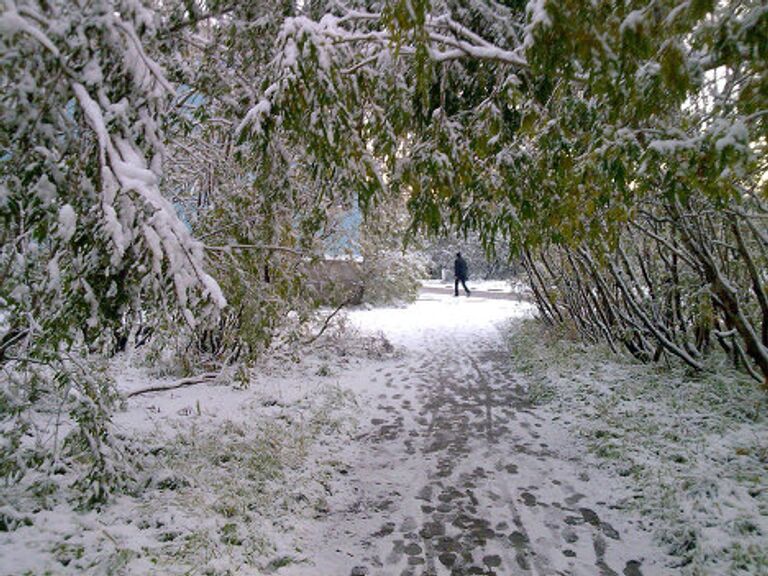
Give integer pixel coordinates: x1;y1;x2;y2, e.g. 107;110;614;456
505;319;768;576
0;339;372;575
4;294;763;575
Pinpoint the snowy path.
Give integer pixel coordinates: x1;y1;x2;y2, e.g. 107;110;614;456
285;291;666;576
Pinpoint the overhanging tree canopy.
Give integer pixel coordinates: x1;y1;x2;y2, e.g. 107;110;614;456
239;0;768;383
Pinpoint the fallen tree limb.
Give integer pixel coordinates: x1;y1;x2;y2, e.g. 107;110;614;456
302;287;363;346
126;372;220;398
302;300;350;346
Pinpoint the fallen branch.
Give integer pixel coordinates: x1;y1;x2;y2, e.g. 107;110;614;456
302;287;363;346
126;372;220;398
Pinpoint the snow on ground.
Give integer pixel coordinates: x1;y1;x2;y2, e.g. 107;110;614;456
1;346;367;574
507;321;768;576
421;279;531;296
278;291;669;576
6;286;759;575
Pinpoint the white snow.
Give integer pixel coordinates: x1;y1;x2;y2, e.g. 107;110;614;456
33;174;56;206
2;287;761;574
237;98;272;136
714;119;749;153
620;9;645;34
275;292;671;575
421;278;531;295
0;3;60;57
523;0;552;50
57;204;77;242
47;255;61;292
507;320;768;575
648;137;697;154
81;59;103;86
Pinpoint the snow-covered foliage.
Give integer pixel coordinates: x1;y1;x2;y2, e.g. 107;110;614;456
0;0;225;351
0;0;226;505
154;0;424;361
354;189;426;305
241;0;768;383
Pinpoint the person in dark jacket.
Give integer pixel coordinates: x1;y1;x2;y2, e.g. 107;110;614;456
454;252;471;296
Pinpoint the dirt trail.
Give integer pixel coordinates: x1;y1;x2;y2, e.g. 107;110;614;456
284;291;665;576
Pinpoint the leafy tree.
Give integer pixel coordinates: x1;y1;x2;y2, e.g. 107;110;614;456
243;0;768;385
2;0;766;508
154;0;383;360
0;0;224;505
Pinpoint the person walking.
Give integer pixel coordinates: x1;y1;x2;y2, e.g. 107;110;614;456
454;252;471;297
